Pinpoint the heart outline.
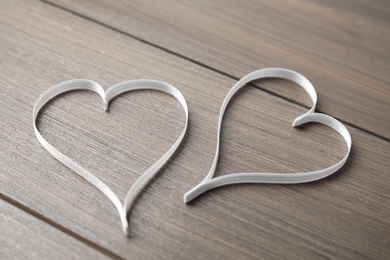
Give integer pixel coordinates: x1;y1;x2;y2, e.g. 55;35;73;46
184;68;352;203
33;79;188;235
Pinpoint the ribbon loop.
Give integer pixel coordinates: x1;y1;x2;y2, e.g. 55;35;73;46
184;68;351;203
33;79;188;235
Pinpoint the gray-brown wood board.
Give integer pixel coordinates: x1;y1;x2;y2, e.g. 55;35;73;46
0;0;389;259
46;0;390;139
0;198;109;259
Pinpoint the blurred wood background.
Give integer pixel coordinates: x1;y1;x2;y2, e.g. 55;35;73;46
1;0;389;259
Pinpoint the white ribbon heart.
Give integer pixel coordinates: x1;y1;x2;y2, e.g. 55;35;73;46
33;79;188;235
184;68;352;203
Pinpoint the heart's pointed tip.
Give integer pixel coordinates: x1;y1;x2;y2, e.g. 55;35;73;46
292;114;308;127
183;194;191;204
103;102;109;111
123;226;130;237
292;118;300;127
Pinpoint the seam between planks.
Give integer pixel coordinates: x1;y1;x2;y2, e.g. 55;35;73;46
39;0;390;142
0;193;124;260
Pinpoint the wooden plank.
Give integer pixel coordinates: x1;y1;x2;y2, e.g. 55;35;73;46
0;0;389;259
0;198;108;259
46;0;390;138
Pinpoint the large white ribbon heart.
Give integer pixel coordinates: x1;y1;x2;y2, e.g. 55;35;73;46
184;68;352;203
33;79;188;235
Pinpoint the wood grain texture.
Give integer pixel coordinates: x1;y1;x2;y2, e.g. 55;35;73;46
0;0;389;259
46;0;390;138
0;198;108;259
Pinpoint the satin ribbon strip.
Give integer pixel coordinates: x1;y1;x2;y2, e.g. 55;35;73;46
33;79;188;235
184;68;352;203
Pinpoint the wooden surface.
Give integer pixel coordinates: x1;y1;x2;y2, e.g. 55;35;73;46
0;197;108;259
0;0;389;259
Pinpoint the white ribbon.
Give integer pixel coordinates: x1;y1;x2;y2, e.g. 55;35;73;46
184;68;352;203
33;79;188;235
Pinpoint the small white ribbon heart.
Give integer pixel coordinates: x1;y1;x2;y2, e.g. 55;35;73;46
33;79;188;235
184;68;352;203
